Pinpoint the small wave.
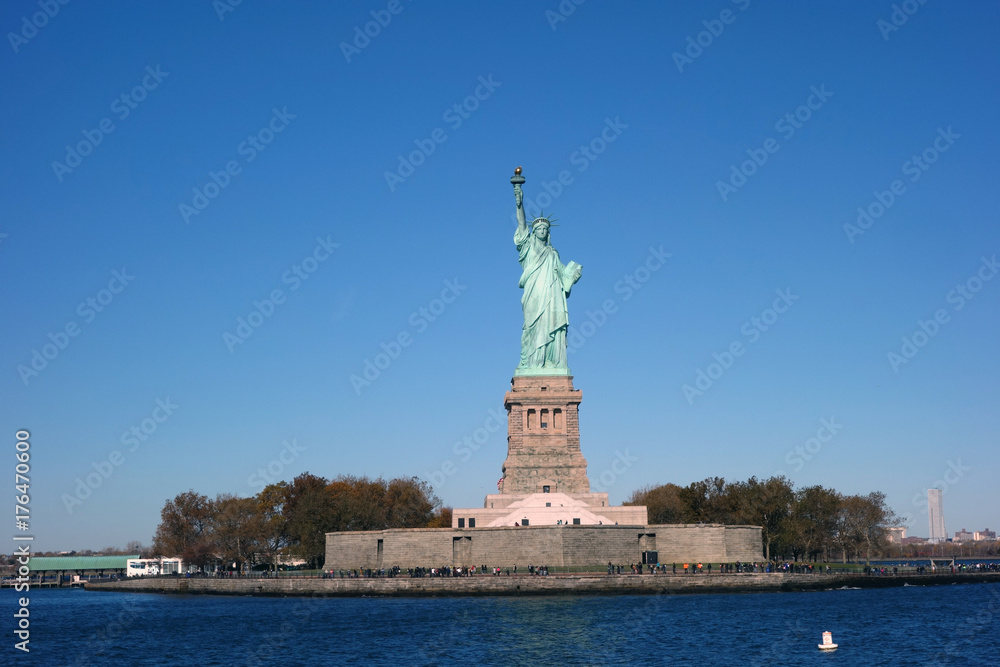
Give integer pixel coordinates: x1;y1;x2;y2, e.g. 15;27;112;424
837;585;862;590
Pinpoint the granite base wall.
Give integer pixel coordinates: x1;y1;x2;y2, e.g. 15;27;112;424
325;524;762;569
86;571;1000;597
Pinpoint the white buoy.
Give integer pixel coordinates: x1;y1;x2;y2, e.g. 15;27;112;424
818;631;838;651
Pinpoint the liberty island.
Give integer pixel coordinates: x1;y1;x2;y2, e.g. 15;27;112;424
81;169;1000;595
320;168;761;569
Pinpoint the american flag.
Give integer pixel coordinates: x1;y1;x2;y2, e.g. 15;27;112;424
497;477;503;490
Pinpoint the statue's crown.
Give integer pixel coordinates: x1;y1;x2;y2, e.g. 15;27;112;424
531;211;558;228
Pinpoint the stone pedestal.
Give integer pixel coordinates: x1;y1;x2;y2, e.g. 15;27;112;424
500;375;590;495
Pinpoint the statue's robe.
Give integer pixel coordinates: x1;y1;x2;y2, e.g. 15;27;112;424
515;225;577;371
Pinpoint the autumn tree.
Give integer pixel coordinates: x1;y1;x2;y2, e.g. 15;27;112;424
834;493;865;562
624;483;687;524
151;490;214;568
837;491;898;564
255;483;290;572
678;477;735;524
729;475;794;560
328;475;386;531
146;474;482;572
285;472;336;568
784;486;841;561
325;475;440;532
384;477;439;528
426;507;453;528
213;493;261;572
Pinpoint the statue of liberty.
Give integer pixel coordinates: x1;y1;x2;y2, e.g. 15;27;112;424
510;167;582;376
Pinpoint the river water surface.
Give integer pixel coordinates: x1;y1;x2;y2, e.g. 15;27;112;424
3;582;998;665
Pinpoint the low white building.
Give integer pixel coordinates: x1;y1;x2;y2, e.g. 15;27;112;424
126;557;183;577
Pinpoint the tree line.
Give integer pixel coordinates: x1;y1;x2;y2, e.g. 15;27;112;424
151;473;448;571
150;472;898;569
624;475;900;562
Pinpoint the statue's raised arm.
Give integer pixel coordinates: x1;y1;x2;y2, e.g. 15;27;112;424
511;166;527;231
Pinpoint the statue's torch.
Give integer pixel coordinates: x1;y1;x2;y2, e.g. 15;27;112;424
510;165;525;187
511;166;525;209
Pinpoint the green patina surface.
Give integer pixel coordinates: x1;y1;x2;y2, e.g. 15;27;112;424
511;168;582;376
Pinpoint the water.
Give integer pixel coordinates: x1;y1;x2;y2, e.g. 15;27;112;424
3;582;998;666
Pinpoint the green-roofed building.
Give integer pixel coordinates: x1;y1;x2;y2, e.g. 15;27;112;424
28;554;139;579
29;554;139;572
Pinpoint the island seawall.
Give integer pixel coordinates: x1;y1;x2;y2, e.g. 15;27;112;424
85;572;1000;597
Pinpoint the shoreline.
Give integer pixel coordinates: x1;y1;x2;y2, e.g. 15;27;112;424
83;571;1000;597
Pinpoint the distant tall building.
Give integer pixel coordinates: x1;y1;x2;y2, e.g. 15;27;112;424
974;529;996;541
928;488;947;542
888;526;907;544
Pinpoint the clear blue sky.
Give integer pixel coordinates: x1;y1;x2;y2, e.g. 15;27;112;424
3;1;997;552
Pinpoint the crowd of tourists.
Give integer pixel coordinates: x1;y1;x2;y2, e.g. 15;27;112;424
867;562;1000;575
324;564;553;578
321;560;1000;579
323;561;827;578
960;562;1000;572
606;561;782;575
